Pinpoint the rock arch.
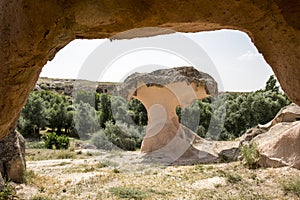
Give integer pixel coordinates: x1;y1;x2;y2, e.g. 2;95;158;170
0;0;299;139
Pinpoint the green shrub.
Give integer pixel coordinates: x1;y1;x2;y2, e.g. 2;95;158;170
240;143;259;169
30;195;54;200
26;140;46;149
44;133;70;150
0;181;16;200
109;186;147;199
226;173;242;184
55;150;75;159
91;121;144;151
24;170;38;184
90;130;113;150
282;179;300;197
56;135;70;149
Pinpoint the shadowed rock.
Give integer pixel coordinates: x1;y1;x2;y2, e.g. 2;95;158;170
0;130;26;184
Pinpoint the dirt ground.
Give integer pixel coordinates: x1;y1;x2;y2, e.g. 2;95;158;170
11;148;300;200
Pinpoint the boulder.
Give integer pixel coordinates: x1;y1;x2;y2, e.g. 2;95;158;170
254;122;300;169
241;103;300;145
268;103;300;127
0;130;26;183
242;103;300;169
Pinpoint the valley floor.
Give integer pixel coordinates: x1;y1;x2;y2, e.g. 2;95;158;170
12;149;300;200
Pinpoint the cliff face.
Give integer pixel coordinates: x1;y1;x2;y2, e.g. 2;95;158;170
0;0;300;139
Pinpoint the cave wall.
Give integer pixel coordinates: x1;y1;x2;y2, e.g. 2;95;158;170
0;0;299;139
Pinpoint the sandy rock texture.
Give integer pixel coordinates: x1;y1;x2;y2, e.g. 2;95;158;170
0;130;26;184
0;0;300;140
242;103;300;169
256;121;300;169
117;67;239;163
118;67;217;153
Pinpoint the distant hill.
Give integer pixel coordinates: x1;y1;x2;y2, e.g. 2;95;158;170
36;77;118;96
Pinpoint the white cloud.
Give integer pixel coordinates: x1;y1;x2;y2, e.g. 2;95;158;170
237;50;261;61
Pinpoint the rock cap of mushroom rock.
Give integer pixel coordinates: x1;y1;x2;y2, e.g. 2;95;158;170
116;67;218;99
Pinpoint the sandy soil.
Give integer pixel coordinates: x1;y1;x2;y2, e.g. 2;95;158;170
13;149;300;200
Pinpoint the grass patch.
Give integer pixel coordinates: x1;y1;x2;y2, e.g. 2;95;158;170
55;150;75;159
226;173;242;184
30;195;54;200
26;140;46;149
26;149;87;161
217;169;242;184
240;143;259;169
112;168;121;173
282;179;300;197
52;161;71;167
24;170;38;185
0;181;16;200
109;186;147;199
97;160;119;168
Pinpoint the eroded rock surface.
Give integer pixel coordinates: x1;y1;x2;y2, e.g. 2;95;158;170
118;67;239;164
0;130;26;183
118;67;217;153
255;121;300;169
0;174;4;191
242;103;300;169
0;0;300;140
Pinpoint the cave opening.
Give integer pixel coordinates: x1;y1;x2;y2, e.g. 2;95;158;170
36;29;276;150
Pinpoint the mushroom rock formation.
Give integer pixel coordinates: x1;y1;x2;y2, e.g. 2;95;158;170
0;0;300;140
117;67;235;163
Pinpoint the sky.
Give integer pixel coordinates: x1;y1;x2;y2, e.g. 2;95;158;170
40;29;274;92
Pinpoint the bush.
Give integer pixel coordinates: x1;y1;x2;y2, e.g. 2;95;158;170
90;130;114;150
44;133;70;150
55;150;75;159
90;121;145;151
0;181;16;200
226;173;242;184
282;179;300;197
240;143;259;169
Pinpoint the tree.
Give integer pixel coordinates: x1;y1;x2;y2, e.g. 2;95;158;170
98;94;113;128
42;91;71;134
65;105;75;135
22;92;47;135
47;102;67;134
128;98;148;126
74;90;96;109
74;101;99;138
265;75;279;93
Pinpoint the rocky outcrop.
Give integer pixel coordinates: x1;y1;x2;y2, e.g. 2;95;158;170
36;78;118;96
241;103;300;145
118;67;217;153
0;130;26;183
255;122;300;169
241;103;300;169
267;103;300;127
118;67;239;164
0;0;300;140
